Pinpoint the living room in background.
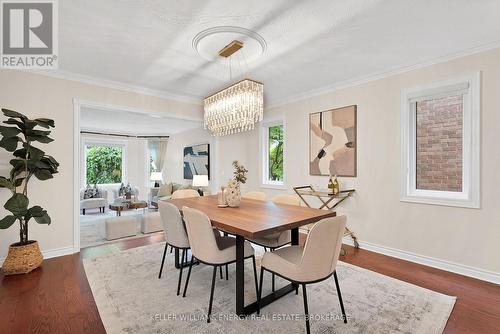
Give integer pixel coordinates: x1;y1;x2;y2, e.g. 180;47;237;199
261;120;285;188
401;72;480;208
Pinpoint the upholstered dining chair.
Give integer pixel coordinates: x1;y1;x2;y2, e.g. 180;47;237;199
242;191;267;201
258;215;348;334
158;201;190;296
171;189;200;199
248;194;302;291
181;206;259;323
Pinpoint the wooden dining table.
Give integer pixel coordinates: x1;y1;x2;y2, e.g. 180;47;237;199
168;195;336;316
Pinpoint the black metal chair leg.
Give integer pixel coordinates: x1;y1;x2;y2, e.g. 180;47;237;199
169;246;173;253
272;273;275;292
158;243;168;279
295;284;299;295
219;266;223;279
182;256;194;297
264;247;268;252
176;249;186;295
225;264;228;280
252;256;259;300
257;267;264;315
302;284;311;334
333;271;347;323
207;266;217;323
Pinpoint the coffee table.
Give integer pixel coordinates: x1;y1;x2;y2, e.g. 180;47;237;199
109;200;148;216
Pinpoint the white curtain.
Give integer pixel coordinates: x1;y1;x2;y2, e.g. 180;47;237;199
149;139;168;174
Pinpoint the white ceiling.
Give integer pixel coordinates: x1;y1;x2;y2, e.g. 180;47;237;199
80;107;201;136
59;0;500;106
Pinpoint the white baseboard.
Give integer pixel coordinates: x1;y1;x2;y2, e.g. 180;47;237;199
343;237;500;285
0;246;75;265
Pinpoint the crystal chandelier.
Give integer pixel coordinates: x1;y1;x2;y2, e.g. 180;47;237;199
203;40;264;136
204;79;263;136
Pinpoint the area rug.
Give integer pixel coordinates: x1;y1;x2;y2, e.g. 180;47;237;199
83;243;456;334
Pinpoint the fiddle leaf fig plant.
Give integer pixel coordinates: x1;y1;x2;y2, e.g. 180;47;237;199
0;108;59;245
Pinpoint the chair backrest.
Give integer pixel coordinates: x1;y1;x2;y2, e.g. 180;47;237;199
171;189;200;199
182;206;221;264
158;202;189;249
299;215;346;281
272;194;301;206
242;191;267;201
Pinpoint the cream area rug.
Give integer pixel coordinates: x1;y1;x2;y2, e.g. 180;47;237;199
83;243;456;334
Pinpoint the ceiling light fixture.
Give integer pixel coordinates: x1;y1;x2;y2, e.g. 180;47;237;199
203;39;264;136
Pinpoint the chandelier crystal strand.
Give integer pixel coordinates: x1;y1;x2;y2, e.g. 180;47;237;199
204;79;263;136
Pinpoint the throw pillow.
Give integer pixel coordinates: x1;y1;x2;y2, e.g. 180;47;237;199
83;185;94;199
157;183;172;197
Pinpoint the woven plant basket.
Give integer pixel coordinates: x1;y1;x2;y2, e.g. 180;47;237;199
1;241;43;275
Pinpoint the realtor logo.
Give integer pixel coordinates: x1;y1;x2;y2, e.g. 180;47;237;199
1;0;58;68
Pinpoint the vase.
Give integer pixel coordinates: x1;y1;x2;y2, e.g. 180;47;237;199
1;240;43;275
225;184;241;207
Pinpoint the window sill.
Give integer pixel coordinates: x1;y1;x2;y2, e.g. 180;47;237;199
400;195;480;209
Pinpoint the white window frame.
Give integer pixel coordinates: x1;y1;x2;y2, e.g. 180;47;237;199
260;119;286;189
400;72;480;208
81;137;128;186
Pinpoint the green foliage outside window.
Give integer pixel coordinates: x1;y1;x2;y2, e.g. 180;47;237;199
268;125;284;181
86;146;122;184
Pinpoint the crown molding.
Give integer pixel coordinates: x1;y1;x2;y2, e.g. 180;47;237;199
267;40;500;109
30;69;203;105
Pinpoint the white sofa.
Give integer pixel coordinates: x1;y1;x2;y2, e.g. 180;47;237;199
80;188;108;215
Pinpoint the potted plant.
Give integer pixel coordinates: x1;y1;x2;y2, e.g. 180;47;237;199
0;108;59;275
225;160;248;207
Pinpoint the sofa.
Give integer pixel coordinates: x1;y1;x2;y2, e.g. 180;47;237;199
150;182;196;202
80;188;108;215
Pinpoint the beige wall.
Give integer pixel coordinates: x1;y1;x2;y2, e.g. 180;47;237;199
259;47;500;276
0;70;202;259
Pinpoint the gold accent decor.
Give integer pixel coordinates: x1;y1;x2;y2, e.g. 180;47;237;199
218;40;244;57
1;241;43;275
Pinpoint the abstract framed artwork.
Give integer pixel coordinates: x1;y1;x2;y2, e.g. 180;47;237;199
183;143;210;180
309;105;357;177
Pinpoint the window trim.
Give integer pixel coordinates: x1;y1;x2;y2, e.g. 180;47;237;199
400;72;480;208
81;137;128;186
260;119;286;189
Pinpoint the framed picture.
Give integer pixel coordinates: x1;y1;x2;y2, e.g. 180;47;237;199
183;143;210;180
309;105;357;177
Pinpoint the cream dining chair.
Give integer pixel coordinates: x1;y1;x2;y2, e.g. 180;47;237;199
248;194;302;291
181;206;259;323
258;215;348;334
171;189;200;199
242;191;267;201
157;201;191;296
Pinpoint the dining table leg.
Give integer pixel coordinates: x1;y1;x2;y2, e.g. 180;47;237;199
235;235;245;315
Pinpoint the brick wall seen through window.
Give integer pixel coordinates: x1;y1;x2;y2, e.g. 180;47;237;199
415;95;463;192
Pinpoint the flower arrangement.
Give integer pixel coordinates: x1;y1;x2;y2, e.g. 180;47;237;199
232;160;248;184
224;161;248;208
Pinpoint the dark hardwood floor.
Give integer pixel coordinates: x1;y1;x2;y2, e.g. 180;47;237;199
1;234;499;334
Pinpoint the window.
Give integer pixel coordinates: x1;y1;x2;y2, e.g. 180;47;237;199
85;145;123;184
401;73;480;208
262;121;285;187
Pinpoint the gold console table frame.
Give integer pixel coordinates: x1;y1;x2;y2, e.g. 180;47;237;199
293;185;359;249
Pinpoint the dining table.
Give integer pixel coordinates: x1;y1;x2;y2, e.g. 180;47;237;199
168;195;336;316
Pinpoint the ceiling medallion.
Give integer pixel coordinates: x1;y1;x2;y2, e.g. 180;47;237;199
195;27;265;136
